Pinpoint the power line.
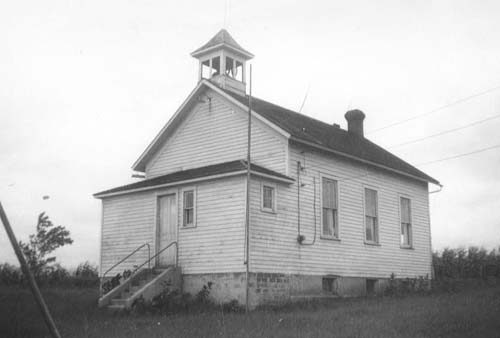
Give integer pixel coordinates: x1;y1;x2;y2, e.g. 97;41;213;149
367;84;500;134
388;113;500;149
415;144;500;167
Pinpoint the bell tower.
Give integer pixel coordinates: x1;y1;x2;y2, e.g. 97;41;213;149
191;29;254;95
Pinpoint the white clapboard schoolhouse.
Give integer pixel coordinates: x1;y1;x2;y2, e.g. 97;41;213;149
95;29;440;309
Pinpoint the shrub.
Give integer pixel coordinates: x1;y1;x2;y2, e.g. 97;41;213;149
75;262;98;279
131;282;243;315
384;273;430;296
0;263;22;286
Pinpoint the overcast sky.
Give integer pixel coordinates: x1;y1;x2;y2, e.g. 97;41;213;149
1;0;499;268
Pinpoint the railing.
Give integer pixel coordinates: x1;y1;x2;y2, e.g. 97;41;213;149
130;241;178;276
99;241;178;297
100;243;150;294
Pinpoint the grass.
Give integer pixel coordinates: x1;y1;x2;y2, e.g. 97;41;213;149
1;284;500;338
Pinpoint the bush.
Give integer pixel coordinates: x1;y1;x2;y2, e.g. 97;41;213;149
384;273;430;296
0;262;99;288
0;263;22;286
131;281;242;315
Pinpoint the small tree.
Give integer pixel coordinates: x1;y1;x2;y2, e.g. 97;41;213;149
19;212;73;278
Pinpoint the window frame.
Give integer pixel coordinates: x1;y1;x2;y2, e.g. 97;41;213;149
398;194;413;248
320;175;340;240
260;182;277;214
363;186;380;245
181;187;197;228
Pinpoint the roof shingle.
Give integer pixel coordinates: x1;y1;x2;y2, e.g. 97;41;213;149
95;160;293;197
222;89;439;185
191;29;254;58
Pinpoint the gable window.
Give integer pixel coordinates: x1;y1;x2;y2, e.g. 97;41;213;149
400;197;412;247
261;183;276;213
321;177;339;239
183;189;195;227
364;188;378;243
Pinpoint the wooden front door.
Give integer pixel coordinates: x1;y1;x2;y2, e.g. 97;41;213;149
157;194;177;267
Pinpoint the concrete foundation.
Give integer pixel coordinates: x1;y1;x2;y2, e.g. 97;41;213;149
182;272;391;308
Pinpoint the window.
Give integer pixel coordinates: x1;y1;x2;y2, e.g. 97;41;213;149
322;178;339;239
322;277;337;294
400;197;412;247
201;56;221;79
366;279;377;296
261;184;276;213
225;56;234;77
364;188;378;243
183;190;195;227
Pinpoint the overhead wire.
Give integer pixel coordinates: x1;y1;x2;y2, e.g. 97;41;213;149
367;84;500;134
415;144;500;167
387;113;500;149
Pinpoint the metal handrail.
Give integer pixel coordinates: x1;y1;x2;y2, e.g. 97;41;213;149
130;241;178;276
100;243;150;292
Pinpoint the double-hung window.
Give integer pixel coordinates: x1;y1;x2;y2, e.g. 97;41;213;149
261;183;276;213
183;190;195;227
322;178;339;239
364;188;378;243
400;197;412;247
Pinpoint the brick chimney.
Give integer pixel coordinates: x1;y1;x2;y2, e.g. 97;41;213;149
345;109;366;137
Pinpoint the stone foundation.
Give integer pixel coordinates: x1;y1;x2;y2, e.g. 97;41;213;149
182;272;391;308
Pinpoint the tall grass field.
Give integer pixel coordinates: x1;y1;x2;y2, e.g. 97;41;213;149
1;283;499;338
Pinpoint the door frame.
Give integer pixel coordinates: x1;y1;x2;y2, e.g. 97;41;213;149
155;190;178;268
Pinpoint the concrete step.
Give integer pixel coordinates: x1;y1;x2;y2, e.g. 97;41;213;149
107;304;126;310
111;298;128;306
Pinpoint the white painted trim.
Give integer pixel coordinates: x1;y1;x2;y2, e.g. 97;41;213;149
94;169;294;199
252;171;294;184
154;190;178;267
398;193;414;249
132;81;207;171
362;185;380;245
202;80;291;139
291;137;438;185
180;186;197;228
132;80;291;172
260;182;277;214
319;173;341;240
191;43;254;59
99;201;104;277
284;141;290;176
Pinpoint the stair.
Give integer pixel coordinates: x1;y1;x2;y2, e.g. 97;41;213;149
98;266;182;310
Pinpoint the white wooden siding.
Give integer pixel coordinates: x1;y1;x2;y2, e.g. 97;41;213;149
146;90;288;178
100;176;246;276
249;144;432;279
101;191;155;276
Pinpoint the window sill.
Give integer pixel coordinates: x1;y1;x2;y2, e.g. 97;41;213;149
320;236;341;242
364;241;381;247
260;208;276;214
400;245;414;250
181;224;196;229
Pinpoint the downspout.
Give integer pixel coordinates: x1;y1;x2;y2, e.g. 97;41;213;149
428;183;443;282
296;160;317;246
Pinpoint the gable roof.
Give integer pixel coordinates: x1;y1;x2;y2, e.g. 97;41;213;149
95;160;294;198
222;89;440;186
191;29;254;59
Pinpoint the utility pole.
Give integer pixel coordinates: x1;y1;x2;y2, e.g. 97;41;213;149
0;202;62;338
244;65;252;313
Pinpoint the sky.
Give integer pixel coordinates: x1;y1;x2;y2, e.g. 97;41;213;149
1;0;499;268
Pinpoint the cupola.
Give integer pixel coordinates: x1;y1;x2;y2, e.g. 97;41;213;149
191;29;254;95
